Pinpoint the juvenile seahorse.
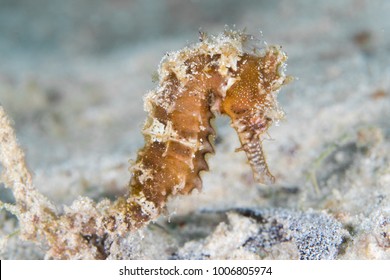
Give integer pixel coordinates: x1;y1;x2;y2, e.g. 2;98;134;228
105;30;289;233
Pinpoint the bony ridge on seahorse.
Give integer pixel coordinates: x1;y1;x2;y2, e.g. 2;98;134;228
104;29;290;234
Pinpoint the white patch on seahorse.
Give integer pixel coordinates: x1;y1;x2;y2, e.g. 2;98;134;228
221;76;240;96
143;91;156;114
129;161;153;184
129;192;159;219
143;119;177;143
143;119;199;148
143;119;202;170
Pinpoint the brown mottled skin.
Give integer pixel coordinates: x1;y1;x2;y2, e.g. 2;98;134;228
105;34;288;232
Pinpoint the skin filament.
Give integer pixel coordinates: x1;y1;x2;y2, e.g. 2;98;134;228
104;30;289;233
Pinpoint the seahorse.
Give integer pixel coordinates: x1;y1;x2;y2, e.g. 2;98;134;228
104;30;289;233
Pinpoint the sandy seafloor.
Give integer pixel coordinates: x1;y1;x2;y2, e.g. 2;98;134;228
0;0;389;259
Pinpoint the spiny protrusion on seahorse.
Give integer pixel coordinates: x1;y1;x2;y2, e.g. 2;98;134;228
104;29;289;234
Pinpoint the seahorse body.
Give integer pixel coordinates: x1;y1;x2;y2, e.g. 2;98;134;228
106;30;288;232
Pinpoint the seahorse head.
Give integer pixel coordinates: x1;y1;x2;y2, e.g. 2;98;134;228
220;45;289;184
